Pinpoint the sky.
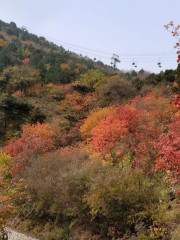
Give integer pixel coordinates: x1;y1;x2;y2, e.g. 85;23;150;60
1;0;180;73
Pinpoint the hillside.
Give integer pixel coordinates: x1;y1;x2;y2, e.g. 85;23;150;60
1;19;180;240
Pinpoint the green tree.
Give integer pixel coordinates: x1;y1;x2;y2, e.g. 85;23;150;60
0;65;41;94
45;64;73;84
6;29;13;35
29;50;43;66
131;70;137;77
29;107;46;124
0;94;33;130
9;21;17;28
79;69;105;89
139;68;145;74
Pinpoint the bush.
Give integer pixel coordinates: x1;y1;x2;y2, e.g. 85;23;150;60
139;84;154;96
84;166;170;238
61;125;82;146
23;148;91;222
23;150;170;239
98;75;137;106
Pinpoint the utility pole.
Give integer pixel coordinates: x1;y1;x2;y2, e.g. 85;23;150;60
111;54;121;70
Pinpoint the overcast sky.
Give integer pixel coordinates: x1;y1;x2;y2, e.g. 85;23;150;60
1;0;180;73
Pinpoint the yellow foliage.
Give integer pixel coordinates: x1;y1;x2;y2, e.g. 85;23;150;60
60;63;71;71
22;48;32;58
80;106;115;140
79;69;105;88
46;83;54;92
0;65;41;94
45;64;51;70
93;75;118;92
0;39;7;48
53;50;60;54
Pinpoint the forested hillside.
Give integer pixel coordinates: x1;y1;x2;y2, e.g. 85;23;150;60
1;19;180;240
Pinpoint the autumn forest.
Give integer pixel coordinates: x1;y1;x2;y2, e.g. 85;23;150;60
0;19;180;240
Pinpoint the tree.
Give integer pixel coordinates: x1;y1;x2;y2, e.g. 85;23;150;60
0;48;13;74
9;21;17;28
22;48;32;58
7;43;17;53
98;75;136;106
139;68;145;74
0;65;41;94
29;107;46;124
80;107;115;140
29;50;43;66
129;91;176;171
78;69;105;89
0;39;7;49
165;21;180;62
156;117;180;182
12;28;19;37
60;63;71;71
45;65;74;84
0;94;33;130
6;29;13;36
131;70;137;77
90;105;140;155
60;91;94;113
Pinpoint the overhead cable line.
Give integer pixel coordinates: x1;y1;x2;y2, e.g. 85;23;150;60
26;27;177;57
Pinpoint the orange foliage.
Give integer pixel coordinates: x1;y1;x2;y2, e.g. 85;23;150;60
74;63;81;74
34;82;43;95
156;117;180;182
11;90;25;99
21;41;33;46
4;120;62;168
165;22;180;62
74;68;79;74
22;123;53;141
22;58;30;65
0;31;6;36
75;63;82;70
4;123;56;173
129;91;176;170
61;83;73;95
88;91;177;174
80;107;115;140
61;91;96;112
90;105;140;155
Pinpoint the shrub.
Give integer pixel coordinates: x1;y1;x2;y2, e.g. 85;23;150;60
98;75;137;106
23;148;91;222
84;166;170;238
23;149;170;239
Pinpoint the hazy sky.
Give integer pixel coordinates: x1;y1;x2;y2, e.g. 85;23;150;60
1;0;180;73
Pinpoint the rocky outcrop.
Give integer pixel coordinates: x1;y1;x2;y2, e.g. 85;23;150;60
6;228;38;240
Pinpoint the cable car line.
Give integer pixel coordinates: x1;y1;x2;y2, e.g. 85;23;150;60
21;26;178;70
26;26;177;57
